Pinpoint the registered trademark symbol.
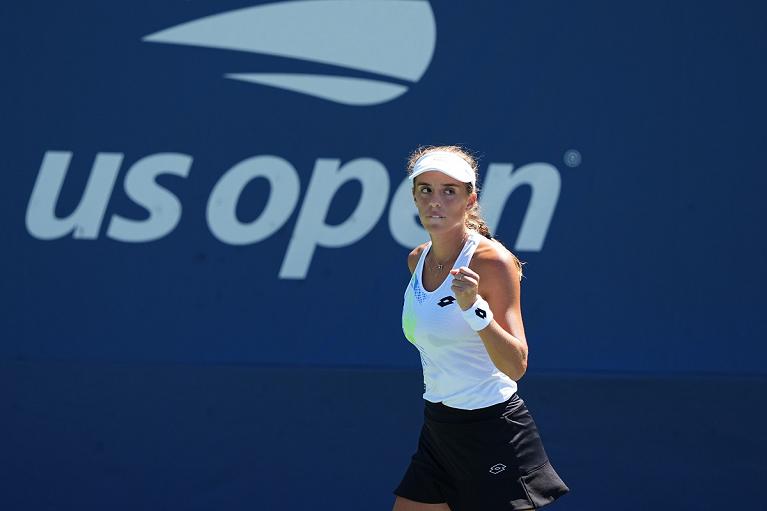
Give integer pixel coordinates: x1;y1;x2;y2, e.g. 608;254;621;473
563;149;582;168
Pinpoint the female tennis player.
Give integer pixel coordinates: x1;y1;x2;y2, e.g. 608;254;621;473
393;146;569;510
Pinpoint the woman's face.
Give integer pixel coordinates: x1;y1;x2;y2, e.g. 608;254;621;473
413;170;475;234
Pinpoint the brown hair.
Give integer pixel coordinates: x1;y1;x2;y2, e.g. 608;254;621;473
407;145;524;279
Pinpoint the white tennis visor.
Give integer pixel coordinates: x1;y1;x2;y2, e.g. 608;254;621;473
409;151;475;186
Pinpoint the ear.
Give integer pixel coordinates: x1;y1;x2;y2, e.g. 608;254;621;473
466;192;477;210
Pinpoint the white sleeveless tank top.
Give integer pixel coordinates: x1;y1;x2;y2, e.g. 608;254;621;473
402;230;517;410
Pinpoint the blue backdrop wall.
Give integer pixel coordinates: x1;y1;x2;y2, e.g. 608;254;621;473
2;1;765;509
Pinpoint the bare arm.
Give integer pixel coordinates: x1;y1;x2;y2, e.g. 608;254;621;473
449;244;528;381
407;244;428;274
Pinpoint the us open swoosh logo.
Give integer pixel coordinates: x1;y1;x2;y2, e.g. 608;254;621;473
142;0;436;106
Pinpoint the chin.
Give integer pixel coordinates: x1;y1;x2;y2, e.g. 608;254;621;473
422;218;459;233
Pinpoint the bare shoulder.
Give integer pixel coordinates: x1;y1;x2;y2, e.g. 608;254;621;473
471;238;522;284
407;242;429;274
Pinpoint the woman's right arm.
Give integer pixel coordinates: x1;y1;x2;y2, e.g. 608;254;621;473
408;244;427;274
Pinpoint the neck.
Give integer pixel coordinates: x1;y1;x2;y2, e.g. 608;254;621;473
429;227;470;263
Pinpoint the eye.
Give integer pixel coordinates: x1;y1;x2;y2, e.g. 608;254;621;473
419;185;431;193
444;188;455;195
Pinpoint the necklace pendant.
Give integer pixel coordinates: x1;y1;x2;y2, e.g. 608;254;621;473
436;264;444;271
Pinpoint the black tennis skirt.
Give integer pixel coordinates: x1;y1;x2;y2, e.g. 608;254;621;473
394;393;569;510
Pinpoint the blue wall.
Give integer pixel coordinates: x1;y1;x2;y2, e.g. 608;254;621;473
2;1;766;509
3;363;765;510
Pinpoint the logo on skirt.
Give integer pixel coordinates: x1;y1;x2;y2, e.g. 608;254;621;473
489;463;507;475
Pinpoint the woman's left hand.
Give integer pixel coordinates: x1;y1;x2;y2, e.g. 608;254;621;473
450;266;480;311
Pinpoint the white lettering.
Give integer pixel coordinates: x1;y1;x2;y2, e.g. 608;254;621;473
480;163;561;251
207;155;300;245
107;153;192;242
26;151;123;240
388;176;427;248
279;158;389;279
26;151;563;279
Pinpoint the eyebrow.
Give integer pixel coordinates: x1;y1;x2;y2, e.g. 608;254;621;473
415;181;459;187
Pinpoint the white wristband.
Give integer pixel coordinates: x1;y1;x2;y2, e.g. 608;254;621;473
462;296;494;331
